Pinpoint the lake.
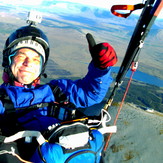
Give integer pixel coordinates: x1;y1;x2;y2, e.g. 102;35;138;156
111;67;163;87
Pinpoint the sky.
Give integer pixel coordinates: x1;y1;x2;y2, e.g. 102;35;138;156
0;0;162;18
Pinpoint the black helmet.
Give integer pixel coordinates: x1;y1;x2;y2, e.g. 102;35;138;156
2;25;50;74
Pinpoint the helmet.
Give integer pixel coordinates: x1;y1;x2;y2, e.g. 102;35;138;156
2;25;50;74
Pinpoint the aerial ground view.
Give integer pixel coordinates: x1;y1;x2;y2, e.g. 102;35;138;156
0;0;162;163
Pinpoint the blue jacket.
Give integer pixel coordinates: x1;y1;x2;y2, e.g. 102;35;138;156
0;63;113;131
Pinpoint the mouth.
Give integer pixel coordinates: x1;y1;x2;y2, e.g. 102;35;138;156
19;69;34;74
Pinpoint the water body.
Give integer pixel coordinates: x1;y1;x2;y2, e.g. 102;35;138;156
111;67;163;87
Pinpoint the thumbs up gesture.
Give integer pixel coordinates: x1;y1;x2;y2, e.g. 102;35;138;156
86;33;118;69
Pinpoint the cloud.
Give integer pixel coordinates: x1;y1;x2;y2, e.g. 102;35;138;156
52;0;163;18
0;0;44;6
0;0;162;18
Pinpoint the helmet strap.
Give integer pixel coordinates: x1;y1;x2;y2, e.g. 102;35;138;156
3;67;41;87
3;67;15;86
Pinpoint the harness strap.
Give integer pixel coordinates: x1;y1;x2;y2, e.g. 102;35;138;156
0;147;32;163
111;3;145;18
3;131;46;145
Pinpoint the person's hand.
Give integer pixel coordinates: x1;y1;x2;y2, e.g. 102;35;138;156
86;33;118;69
48;84;69;104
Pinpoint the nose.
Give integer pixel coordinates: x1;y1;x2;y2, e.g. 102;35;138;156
23;57;33;66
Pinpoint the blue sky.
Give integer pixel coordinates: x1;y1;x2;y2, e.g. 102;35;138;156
0;0;162;18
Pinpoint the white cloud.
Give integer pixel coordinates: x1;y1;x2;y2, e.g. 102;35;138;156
0;0;43;6
57;0;163;18
0;0;144;8
61;0;142;8
0;0;162;18
49;0;162;18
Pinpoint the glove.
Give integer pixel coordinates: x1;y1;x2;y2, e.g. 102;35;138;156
86;33;118;69
48;84;69;104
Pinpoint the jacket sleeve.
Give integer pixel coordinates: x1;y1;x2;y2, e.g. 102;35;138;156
49;62;113;108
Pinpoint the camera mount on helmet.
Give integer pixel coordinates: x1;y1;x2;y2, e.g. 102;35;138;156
26;10;42;26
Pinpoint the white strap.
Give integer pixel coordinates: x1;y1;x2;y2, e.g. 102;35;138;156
59;132;89;149
4;131;46;145
98;126;117;134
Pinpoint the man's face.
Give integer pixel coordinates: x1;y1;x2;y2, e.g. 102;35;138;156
11;48;41;84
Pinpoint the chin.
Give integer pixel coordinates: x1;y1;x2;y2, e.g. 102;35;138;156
18;75;36;83
18;78;34;85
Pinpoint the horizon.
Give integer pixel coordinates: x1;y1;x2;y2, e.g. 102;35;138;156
0;0;163;19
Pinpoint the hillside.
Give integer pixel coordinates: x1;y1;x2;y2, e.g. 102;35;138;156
107;77;163;113
80;102;163;163
104;103;163;163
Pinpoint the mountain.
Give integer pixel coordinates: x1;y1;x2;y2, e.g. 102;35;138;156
104;103;163;163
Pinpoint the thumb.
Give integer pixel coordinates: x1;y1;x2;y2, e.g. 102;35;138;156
86;33;96;49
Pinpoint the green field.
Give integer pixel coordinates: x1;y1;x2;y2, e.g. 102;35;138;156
106;78;163;113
